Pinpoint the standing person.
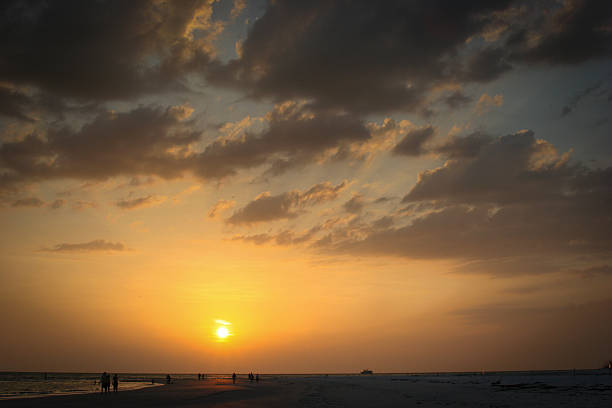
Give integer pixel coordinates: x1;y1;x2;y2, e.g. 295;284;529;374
112;374;118;392
166;374;172;384
198;373;201;381
100;372;106;394
105;372;111;393
232;372;236;384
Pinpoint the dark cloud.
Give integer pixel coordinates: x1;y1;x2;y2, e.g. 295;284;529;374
561;81;603;117
11;196;44;207
443;91;473;109
343;194;365;214
303;131;612;270
232;225;322;246
392;126;435;156
49;199;65;209
206;0;515;114
227;181;346;225
2;0;609;119
45;239;126;252
510;1;612;65
0;106;200;191
432;132;493;159
116;195;160;210
227;191;299;225
196;103;370;179
573;264;612;278
0;0;218;102
0;86;35;122
403;130;573;204
460;47;512;83
206;1;611;115
0;102;375;195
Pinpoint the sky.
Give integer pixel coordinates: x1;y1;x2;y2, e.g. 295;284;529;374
0;0;611;374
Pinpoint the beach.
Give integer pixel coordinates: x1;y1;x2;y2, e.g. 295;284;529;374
2;372;611;407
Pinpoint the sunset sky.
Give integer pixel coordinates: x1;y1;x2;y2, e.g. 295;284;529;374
1;0;611;374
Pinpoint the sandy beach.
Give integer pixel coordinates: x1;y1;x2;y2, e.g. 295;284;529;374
2;373;611;407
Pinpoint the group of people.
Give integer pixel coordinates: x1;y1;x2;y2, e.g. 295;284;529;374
99;372;118;393
197;373;207;380
230;372;259;383
248;372;259;382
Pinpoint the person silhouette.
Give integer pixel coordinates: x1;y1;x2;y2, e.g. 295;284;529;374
105;372;111;393
166;374;172;384
100;372;106;394
112;374;118;392
232;372;236;384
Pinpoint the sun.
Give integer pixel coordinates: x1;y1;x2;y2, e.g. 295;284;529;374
214;319;232;341
216;326;230;339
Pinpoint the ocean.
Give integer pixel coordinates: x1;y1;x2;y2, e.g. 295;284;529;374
0;372;191;399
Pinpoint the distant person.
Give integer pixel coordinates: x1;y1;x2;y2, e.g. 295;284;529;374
105;372;111;393
198;373;201;380
232;372;236;384
100;372;106;393
166;374;172;384
112;374;118;392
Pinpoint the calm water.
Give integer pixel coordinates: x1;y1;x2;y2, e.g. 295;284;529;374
0;372;180;399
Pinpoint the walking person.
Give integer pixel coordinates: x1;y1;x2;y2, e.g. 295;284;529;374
232;372;236;384
112;374;118;392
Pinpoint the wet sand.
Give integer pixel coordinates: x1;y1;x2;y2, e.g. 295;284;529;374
2;373;611;407
0;378;304;408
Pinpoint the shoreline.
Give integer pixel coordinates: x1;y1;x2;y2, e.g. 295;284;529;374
0;374;610;407
0;382;163;401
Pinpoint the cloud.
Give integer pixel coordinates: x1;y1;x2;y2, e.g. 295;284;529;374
116;195;164;210
208;199;236;218
50;199;65;209
206;1;611;115
432;132;493;159
72;201;97;211
343;194;365;214
392;125;436;156
443;91;473;109
230;0;247;19
403;130;570;204
197;102;371;179
474;93;503;115
206;1;516;115
0;102;379;196
44;239;126;252
509;1;612;65
573;265;612;279
0;86;35;122
302;131;612;272
561;81;603;117
232;225;322;246
0;106;201;191
0;0;220;102
227;181;346;225
11;197;44;207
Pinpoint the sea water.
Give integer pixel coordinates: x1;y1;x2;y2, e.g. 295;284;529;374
0;372;173;399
